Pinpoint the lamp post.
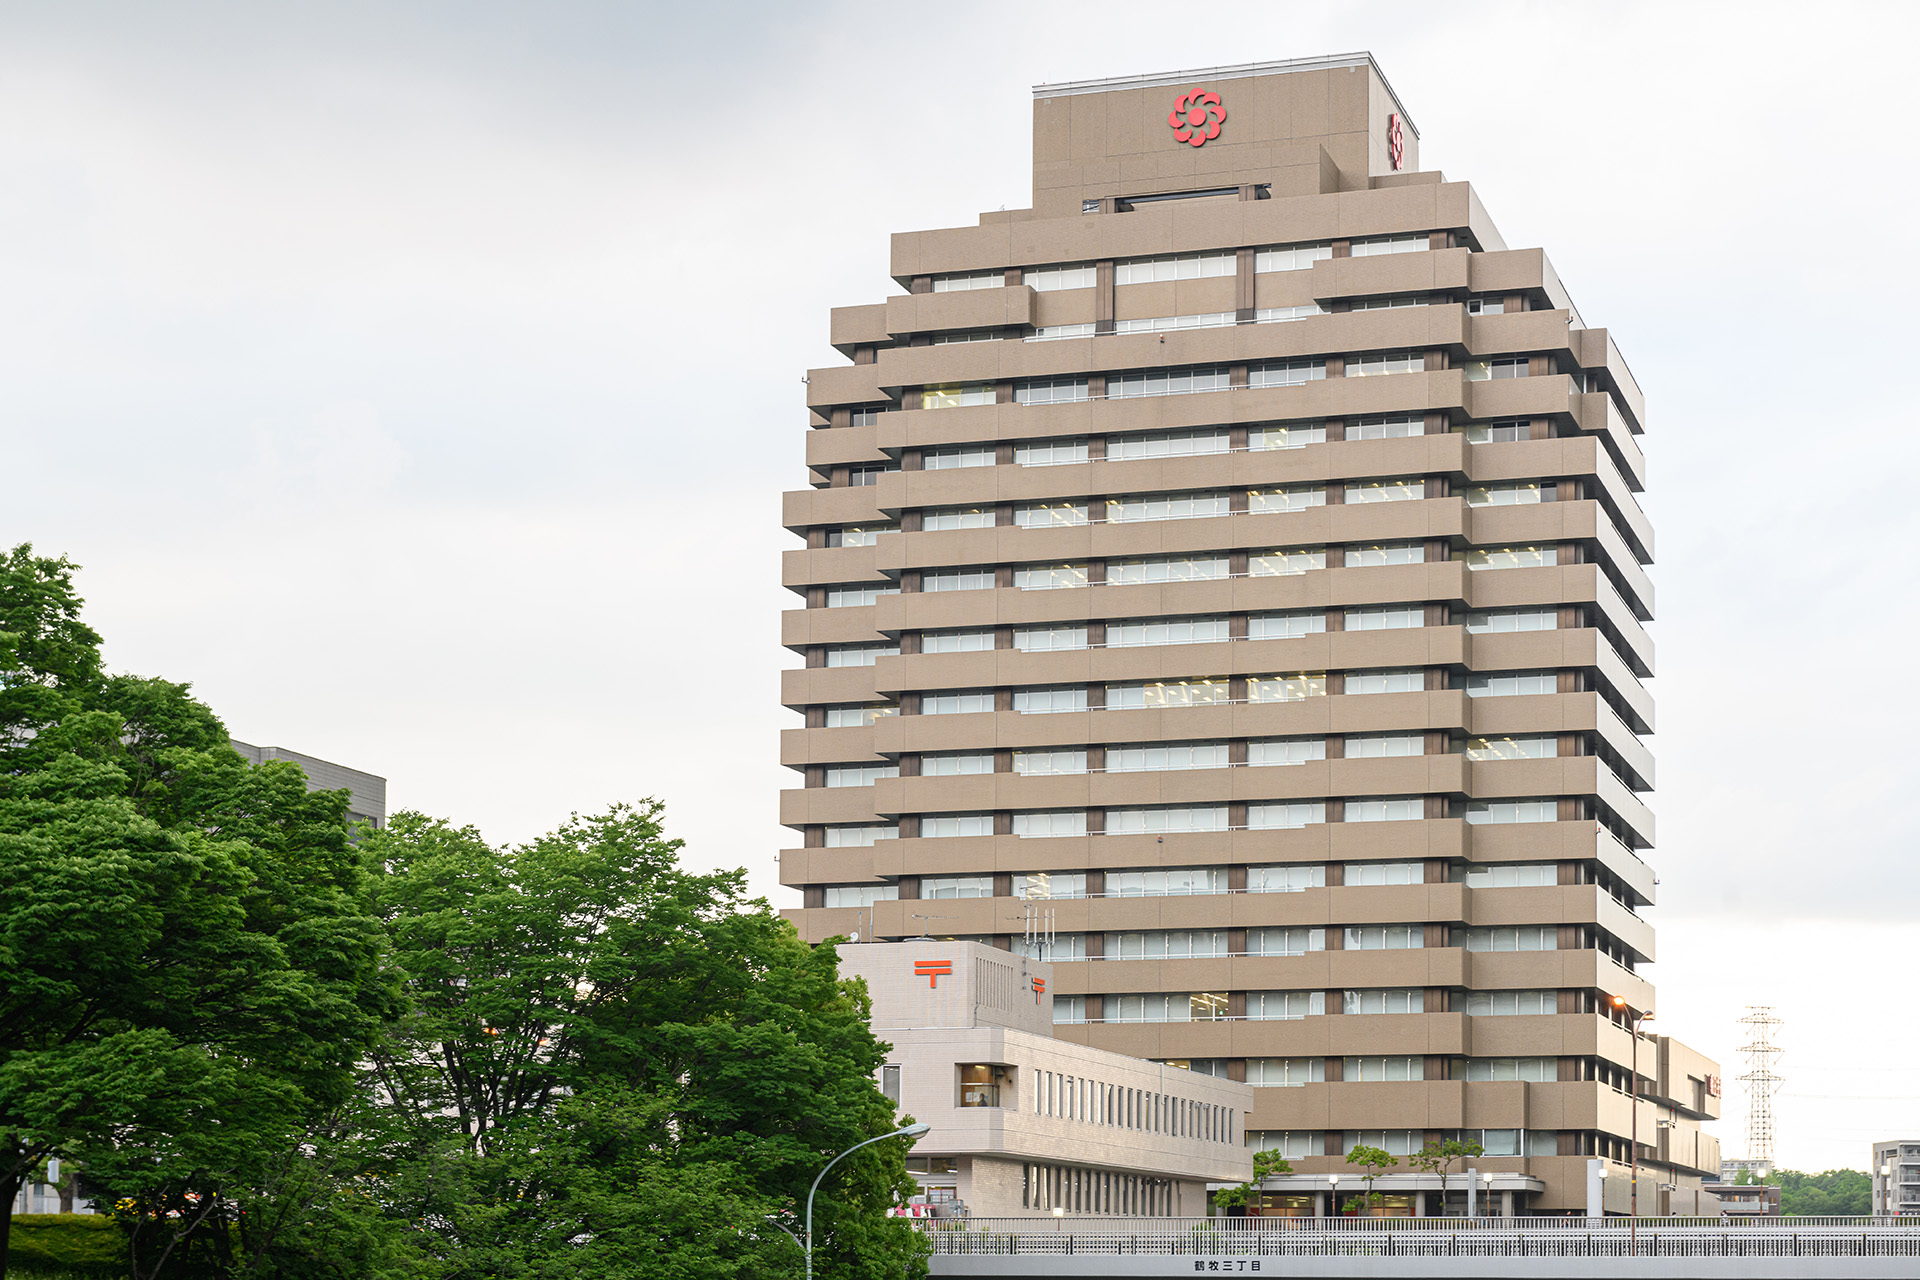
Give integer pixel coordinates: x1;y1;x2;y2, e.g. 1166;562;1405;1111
1611;996;1652;1253
805;1122;931;1280
1482;1171;1496;1218
1327;1172;1339;1218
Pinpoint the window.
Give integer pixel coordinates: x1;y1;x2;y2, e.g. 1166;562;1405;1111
1346;606;1423;631
1247;738;1326;766
932;272;1000;292
1251;421;1327;450
1015;748;1087;775
1466;297;1506;316
922;629;994;653
1249;359;1325;388
1246;801;1325;829
1247;990;1325;1020
1255;243;1333;272
1468;1129;1560;1157
922;384;995;410
932;329;997;345
1108;616;1229;648
1349;296;1431;312
1257;304;1330;323
1114;311;1236;334
1011;932;1087;960
1463;357;1531;382
847;463;897;486
1466;800;1560;825
1463;420;1530;444
1345;924;1424;950
1349;235;1429;257
1344;670;1425;695
922;752;993;776
1344;989;1422;1014
1015;438;1090;466
1110;993;1195;1023
1162;1057;1230;1078
1017;872;1087;900
1459;863;1557;888
1247;1058;1324;1087
881;1064;901;1102
1109;366;1231;398
1348;414;1424;440
1014;810;1087;838
1015;625;1089;652
823;883;899;908
1347;351;1424;377
919;817;992;840
1346;863;1423;886
1462;546;1556;570
1247;673;1327;702
1345;1130;1426;1156
1108;428;1230;459
922;568;994;592
1249;485;1326;514
823;824;899;847
1015;501;1090;527
1463;989;1557;1016
1107;742;1229;772
1345;734;1423;759
824;705;894;727
1108;491;1230;523
1345;1056;1424;1082
922;875;993;898
922;689;994;715
1110;930;1229;959
1248;611;1326;640
1465;671;1557;698
1466;736;1555;761
1053;995;1088;1024
1344;543;1424;567
1249;549;1326;576
1029;322;1096;341
921;507;993;532
1247;864;1326;892
1015;564;1089;591
825;585;898;608
1115;253;1234;284
1246;926;1324;956
1465;1058;1556;1082
1465;609;1556;634
1107;806;1227;835
826;643;900;667
1014;686;1088;714
1016;377;1090;405
922;449;995;474
825;763;897;788
1107;556;1228;584
1346;797;1424;823
1107;678;1230;709
1345;478;1424;503
850;406;889;427
1026;262;1097;291
1106;866;1225;896
1467;482;1544;507
826;524;895;547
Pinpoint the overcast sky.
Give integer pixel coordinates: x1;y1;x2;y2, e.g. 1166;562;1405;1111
4;0;1916;1174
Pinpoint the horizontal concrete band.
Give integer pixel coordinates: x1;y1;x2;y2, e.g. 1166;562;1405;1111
932;1258;1920;1279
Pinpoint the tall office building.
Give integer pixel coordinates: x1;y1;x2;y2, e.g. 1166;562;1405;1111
781;54;1719;1215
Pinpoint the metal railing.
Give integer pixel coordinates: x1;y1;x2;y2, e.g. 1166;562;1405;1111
915;1215;1920;1257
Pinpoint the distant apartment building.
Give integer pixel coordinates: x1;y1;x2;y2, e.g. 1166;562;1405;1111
779;52;1721;1214
1874;1140;1920;1216
231;740;387;828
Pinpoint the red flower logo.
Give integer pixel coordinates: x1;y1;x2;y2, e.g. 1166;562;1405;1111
1168;90;1226;148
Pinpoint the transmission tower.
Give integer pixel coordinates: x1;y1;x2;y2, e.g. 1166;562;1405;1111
1736;1006;1785;1163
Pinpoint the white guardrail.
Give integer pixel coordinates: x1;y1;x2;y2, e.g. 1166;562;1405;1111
915;1216;1920;1258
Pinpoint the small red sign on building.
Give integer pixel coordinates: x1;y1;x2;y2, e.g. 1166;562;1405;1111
1031;976;1047;1004
913;959;953;988
1169;90;1226;148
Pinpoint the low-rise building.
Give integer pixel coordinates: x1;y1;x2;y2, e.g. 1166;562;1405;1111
1873;1140;1920;1216
840;939;1253;1216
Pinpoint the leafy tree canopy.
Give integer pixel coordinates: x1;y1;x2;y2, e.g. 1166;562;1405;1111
1775;1168;1871;1216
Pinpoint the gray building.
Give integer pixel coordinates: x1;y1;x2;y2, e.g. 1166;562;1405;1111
231;740;387;828
1873;1140;1920;1216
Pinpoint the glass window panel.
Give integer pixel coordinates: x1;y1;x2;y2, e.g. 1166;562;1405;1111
1247;673;1327;702
1014;438;1090;466
1254;243;1334;272
1245;926;1324;956
1245;801;1325;830
921;690;994;715
1246;864;1326;892
1346;863;1423;886
1249;549;1326;576
932;272;999;292
922;629;994;653
1015;377;1091;406
1107;556;1229;584
1344;670;1425;694
1250;421;1326;450
922;446;995;468
822;884;900;908
1344;478;1424;502
1014;687;1089;714
1107;678;1231;709
1247;611;1326;640
1248;360;1326;388
1015;749;1088;775
1465;671;1558;697
825;763;898;788
1462;546;1556;570
1466;482;1545;507
1108;492;1231;523
1465;736;1555;761
1246;990;1326;1020
1344;734;1423;758
1015;625;1089;652
1247;738;1326;766
1248;485;1326;513
1015;501;1090;527
922;875;993;897
922;507;994;531
1462;990;1557;1016
922;753;993;776
919;817;992;840
1013;810;1087;838
1015;564;1090;590
1114;253;1234;284
1346;606;1423;631
1106;742;1229;772
825;643;900;667
1344;925;1425;950
1107;429;1230;460
1246;1058;1324;1086
1342;988;1423;1014
1106;807;1228;835
1344;543;1424;567
1106;616;1230;648
1017;872;1088;900
1464;609;1556;634
921;568;994;592
1465;801;1560;826
822;825;899;847
1025;262;1098;292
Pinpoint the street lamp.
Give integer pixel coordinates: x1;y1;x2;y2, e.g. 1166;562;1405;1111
805;1122;931;1280
1327;1172;1340;1217
1611;996;1653;1252
1483;1171;1496;1218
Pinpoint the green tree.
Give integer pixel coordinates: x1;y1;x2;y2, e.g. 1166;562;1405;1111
1775;1168;1871;1216
357;808;925;1280
1344;1145;1398;1213
1408;1138;1482;1216
0;547;397;1280
1212;1149;1292;1213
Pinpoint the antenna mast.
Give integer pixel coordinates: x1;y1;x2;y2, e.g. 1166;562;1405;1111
1735;1006;1785;1163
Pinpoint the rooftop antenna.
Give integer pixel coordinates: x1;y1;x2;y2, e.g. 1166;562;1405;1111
1736;1006;1785;1163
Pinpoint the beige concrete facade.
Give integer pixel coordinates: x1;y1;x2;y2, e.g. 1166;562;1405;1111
785;54;1719;1216
842;941;1253;1217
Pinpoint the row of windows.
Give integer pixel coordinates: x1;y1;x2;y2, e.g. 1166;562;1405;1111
926;236;1434;295
820;862;1561;897
1244;1056;1558;1086
1031;1067;1235;1146
943;925;1558;958
922;355;1534;410
1027;295;1511;343
902;670;1559;716
1054;988;1557;1024
909;548;1555;592
913;481;1541;530
887;733;1555;776
1250;1128;1561;1159
850;800;1560;839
